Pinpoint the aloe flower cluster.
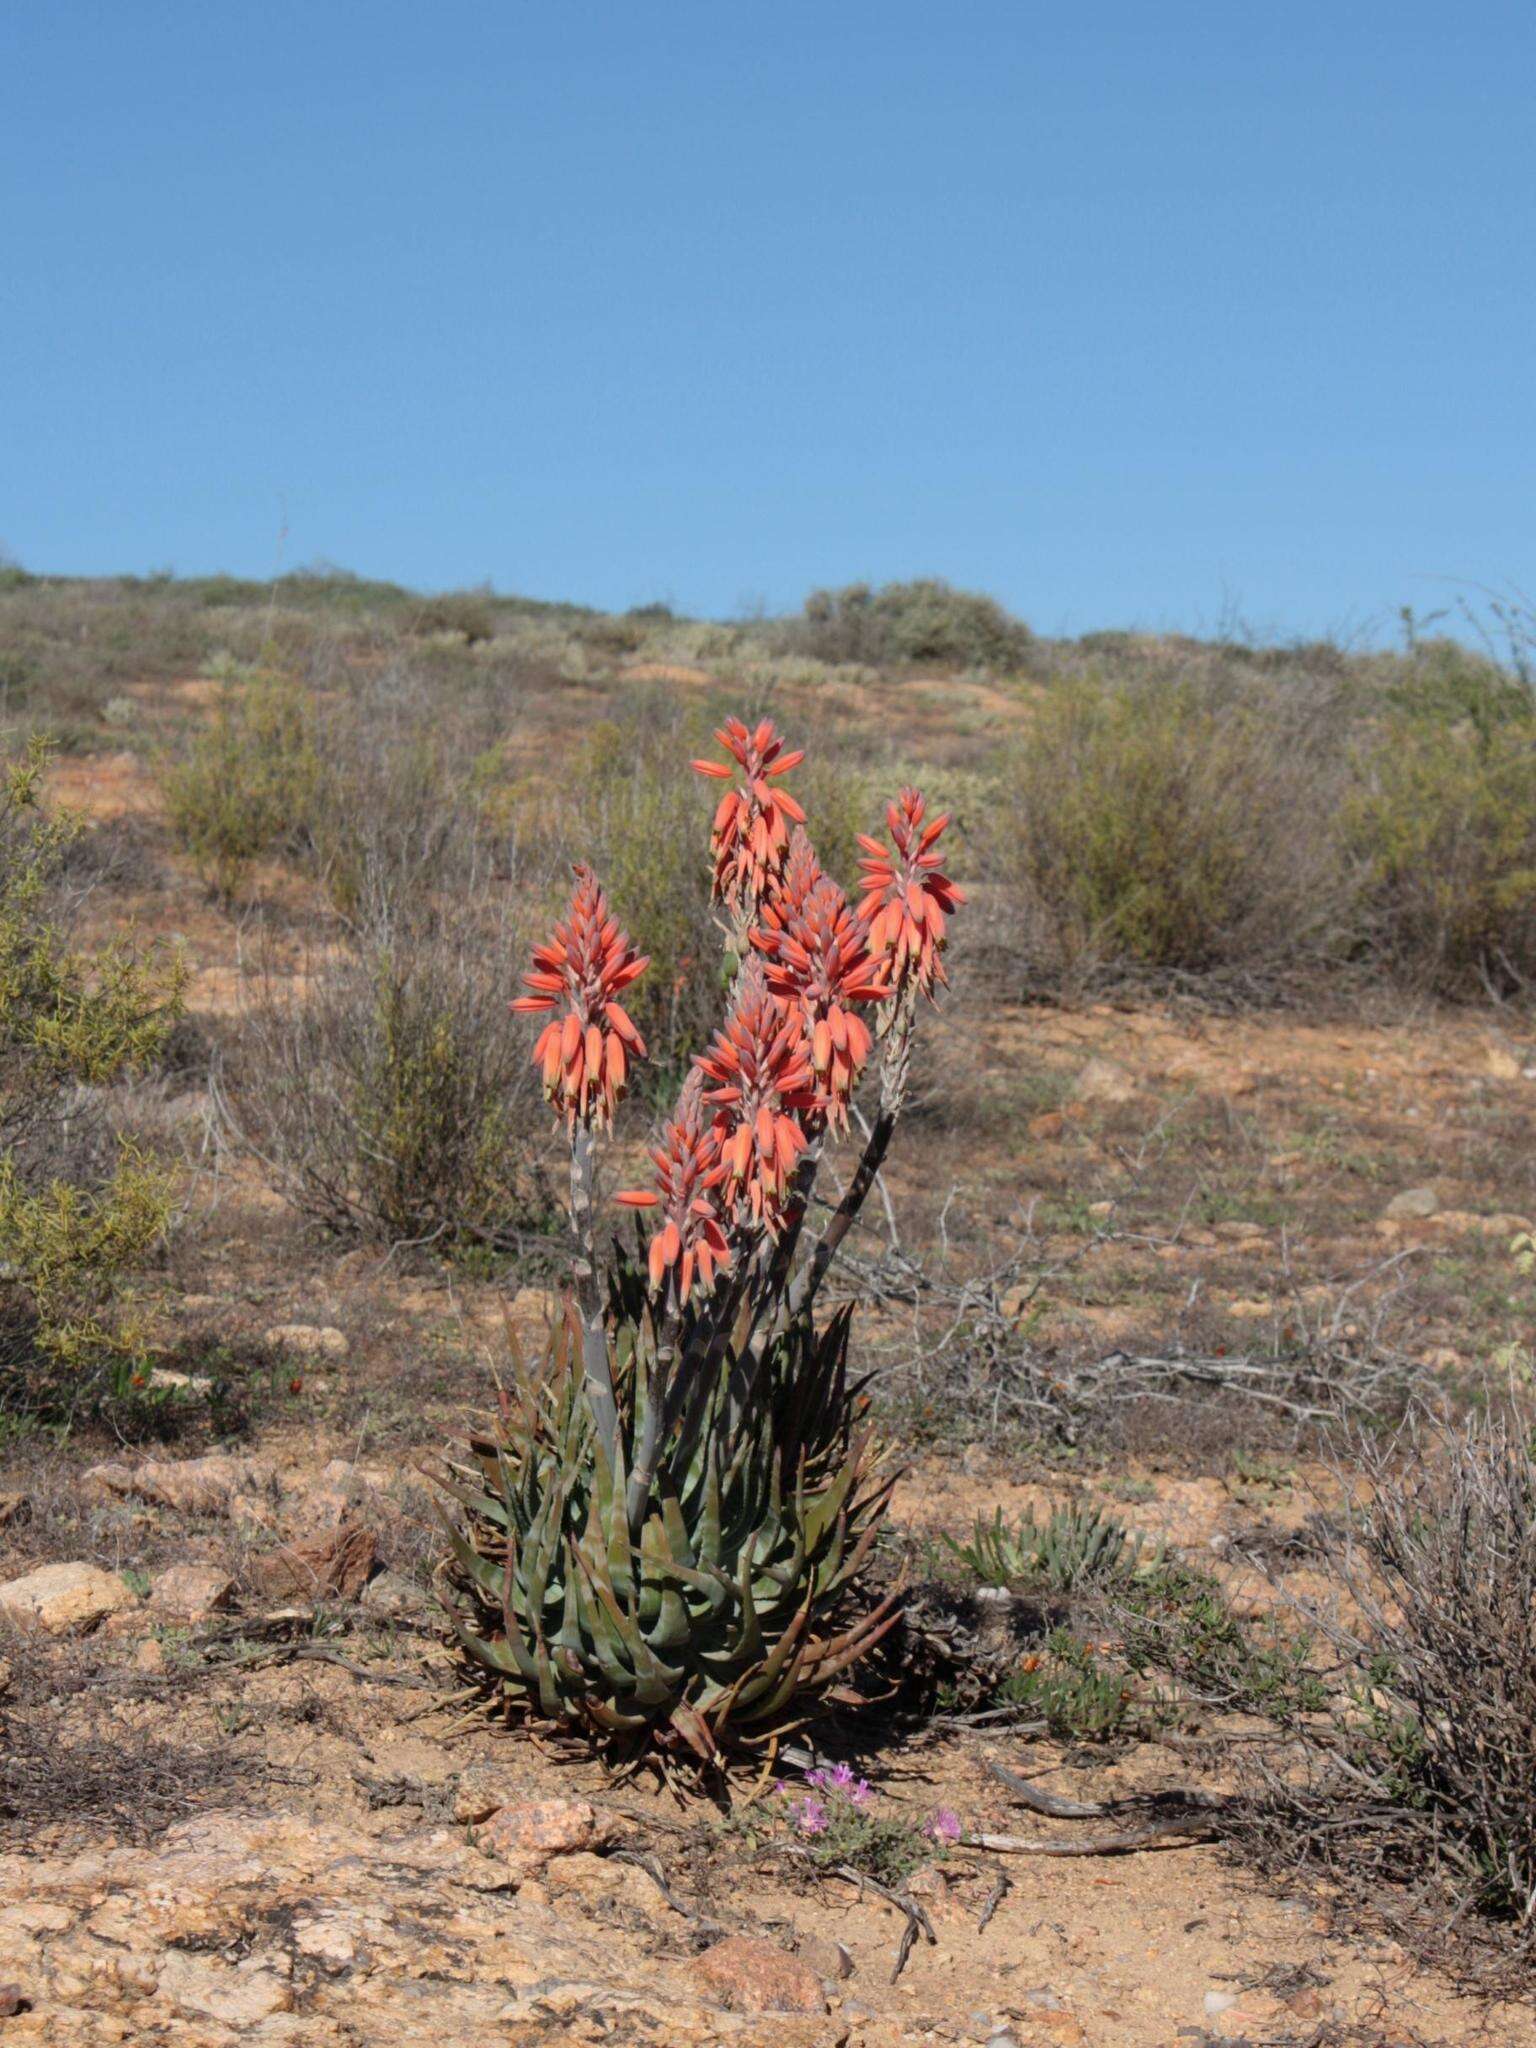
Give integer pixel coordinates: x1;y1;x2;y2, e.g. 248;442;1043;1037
510;864;649;1129
858;788;964;1002
443;715;963;1772
509;722;962;1292
691;715;806;924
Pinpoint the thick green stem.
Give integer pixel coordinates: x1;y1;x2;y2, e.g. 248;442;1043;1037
625;1303;679;1540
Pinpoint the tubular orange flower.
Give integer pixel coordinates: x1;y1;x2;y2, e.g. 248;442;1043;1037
511;865;649;1129
695;959;819;1232
753;871;887;1128
615;1072;733;1301
856;788;965;1002
692;716;806;919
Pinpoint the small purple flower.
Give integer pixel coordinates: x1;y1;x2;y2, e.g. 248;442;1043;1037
849;1777;873;1808
791;1795;829;1837
924;1806;962;1845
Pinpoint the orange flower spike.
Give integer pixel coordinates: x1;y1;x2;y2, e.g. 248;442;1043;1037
615;1072;732;1303
855;787;965;1002
753;870;887;1128
511;865;649;1129
695;959;819;1232
691;715;806;918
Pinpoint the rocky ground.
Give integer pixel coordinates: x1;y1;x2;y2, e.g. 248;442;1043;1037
5;1436;1534;2048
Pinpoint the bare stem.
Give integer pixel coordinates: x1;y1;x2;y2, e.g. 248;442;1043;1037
568;1124;619;1458
789;992;914;1317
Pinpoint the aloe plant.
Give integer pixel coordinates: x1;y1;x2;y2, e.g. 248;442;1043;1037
439;718;964;1769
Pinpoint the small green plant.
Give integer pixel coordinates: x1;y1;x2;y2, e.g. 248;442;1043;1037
1228;1449;1295;1495
742;1763;961;1884
0;1147;174;1407
995;1629;1136;1739
943;1501;1144;1592
1120;1559;1325;1725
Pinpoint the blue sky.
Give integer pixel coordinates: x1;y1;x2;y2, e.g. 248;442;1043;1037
3;3;1532;639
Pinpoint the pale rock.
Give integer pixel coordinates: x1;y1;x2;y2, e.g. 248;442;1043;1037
359;1569;428;1619
452;1774;509;1826
263;1324;349;1358
0;1561;133;1634
156;1952;293;2025
1071;1057;1136;1106
148;1367;212;1396
1486;1045;1523;1081
689;1935;829;2016
1384;1186;1439;1220
82;1454;276;1516
149;1564;235;1619
290;1913;362;1969
477;1797;618;1867
541;1850;673;1914
797;1935;854;1981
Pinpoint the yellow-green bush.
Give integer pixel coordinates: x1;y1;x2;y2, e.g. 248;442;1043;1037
1348;706;1536;996
163;672;322;896
234;913;552;1252
0;746;183;1416
0;1149;172;1403
797;578;1033;672
996;672;1347;984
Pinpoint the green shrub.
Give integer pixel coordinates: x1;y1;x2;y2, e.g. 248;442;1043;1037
0;1148;173;1409
997;671;1348;984
0;745;182;1417
163;673;322;896
1119;1557;1325;1725
234;908;551;1251
413;591;496;644
798;578;1033;672
1347;703;1536;996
